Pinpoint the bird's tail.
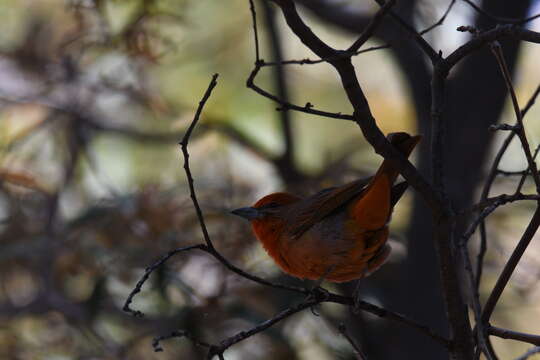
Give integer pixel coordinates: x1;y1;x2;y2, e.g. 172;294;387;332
352;132;420;231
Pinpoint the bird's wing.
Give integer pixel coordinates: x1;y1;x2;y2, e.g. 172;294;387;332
288;132;420;240
289;177;372;240
289;179;408;240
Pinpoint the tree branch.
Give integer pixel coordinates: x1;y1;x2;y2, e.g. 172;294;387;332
489;325;540;346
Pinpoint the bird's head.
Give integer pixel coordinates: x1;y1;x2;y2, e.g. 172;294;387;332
231;192;301;222
232;192;302;254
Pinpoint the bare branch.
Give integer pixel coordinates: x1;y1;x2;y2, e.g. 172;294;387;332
482;207;540;322
146;280;449;357
260;1;299;180
475;84;540;289
516;145;540;194
179;73;220;251
248;0;260;61
348;0;396;53
246;62;354;120
338;323;368;360
463;193;540;220
261;44;391;66
420;0;457;35
490;42;540;191
153;330;213;352
514;347;540;360
445;26;540;70
372;0;439;62
123;244;206;317
461;0;540;25
489;326;540;346
208;295;320;358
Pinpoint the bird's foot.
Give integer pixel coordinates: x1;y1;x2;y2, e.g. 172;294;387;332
352;278;364;314
304;286;330;316
304;285;330;303
353;295;362;314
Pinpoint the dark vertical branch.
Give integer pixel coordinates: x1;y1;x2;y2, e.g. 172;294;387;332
459;231;498;359
260;0;300;182
248;0;261;61
431;60;475;359
430;66;448;198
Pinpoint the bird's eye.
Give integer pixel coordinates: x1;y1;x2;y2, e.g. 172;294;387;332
264;202;280;208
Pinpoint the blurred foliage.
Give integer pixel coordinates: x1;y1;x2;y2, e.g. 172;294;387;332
0;0;540;359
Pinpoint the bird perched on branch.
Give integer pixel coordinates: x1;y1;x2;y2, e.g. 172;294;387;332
232;132;420;283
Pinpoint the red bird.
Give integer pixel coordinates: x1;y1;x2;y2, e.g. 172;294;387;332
232;132;420;282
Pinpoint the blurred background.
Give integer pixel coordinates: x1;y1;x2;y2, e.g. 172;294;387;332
1;0;540;359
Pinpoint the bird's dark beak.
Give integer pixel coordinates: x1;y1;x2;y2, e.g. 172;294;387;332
231;207;261;220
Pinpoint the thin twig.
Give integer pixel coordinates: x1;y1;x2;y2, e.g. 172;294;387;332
481;206;540;322
347;297;449;346
444;25;540;71
247;2;354;122
463;198;504;242
153;330;212;352
475;84;540;289
123;244;206;317
490;42;540;192
497;169;530;176
522;85;540;116
461;0;540;25
152;286;449;358
208;296;320;358
476;222;487;290
372;0;439;62
458;239;497;360
348;0;396;53
463;193;540;215
339;323;368;360
248;0;260;61
260;0;299;180
476;44;540;323
514;346;540;360
179;74;220;250
419;0;457;35
261;44;391;66
516;145;540;194
246;64;354;120
203;245;307;293
489;325;540;346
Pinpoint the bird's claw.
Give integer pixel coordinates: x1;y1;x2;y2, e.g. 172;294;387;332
304;286;330;316
353;293;362;314
352;278;364;314
305;285;330;302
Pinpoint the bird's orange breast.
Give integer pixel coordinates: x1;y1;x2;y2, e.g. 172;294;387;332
278;209;390;282
252;217;295;275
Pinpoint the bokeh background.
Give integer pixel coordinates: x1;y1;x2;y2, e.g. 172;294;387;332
1;0;540;359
